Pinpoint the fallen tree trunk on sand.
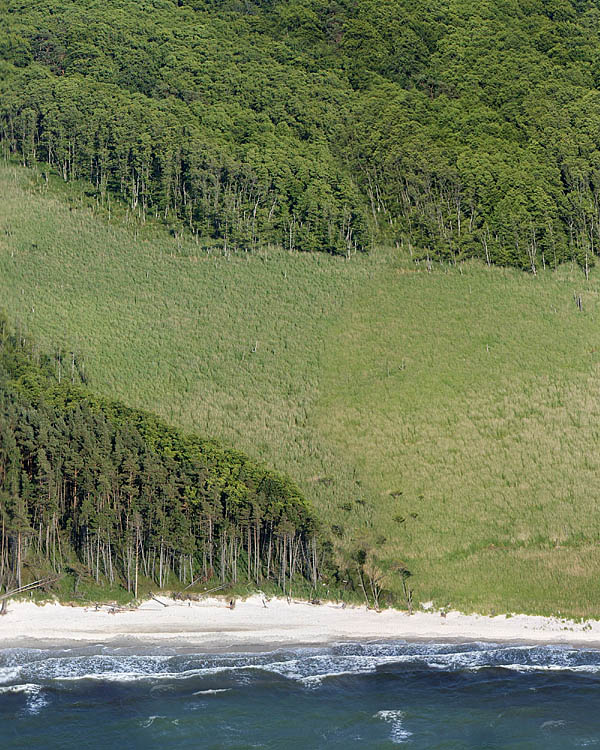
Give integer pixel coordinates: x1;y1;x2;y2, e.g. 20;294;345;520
0;576;61;613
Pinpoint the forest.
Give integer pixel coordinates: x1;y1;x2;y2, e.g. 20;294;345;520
4;0;600;615
3;0;600;268
0;315;339;601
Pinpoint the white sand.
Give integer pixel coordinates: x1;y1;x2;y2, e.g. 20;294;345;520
1;596;600;649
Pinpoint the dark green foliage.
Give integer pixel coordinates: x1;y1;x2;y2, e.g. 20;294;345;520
4;0;600;268
0;0;369;255
0;315;325;596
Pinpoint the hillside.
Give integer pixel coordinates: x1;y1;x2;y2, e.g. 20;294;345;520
3;164;600;616
316;257;600;615
3;0;600;268
0;315;325;602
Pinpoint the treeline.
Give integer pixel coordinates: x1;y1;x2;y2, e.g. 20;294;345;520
0;72;366;255
0;0;368;255
0;316;329;597
4;0;600;270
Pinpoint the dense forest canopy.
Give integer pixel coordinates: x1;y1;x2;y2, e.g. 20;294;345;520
0;315;336;600
2;0;600;268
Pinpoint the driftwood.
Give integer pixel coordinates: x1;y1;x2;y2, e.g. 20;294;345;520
181;574;207;592
0;576;60;615
180;580;227;595
92;603;136;614
0;576;60;602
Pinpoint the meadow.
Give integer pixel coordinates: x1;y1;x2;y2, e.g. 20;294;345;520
3;163;600;616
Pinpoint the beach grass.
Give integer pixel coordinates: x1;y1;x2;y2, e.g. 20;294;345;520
315;254;600;616
2;162;600;617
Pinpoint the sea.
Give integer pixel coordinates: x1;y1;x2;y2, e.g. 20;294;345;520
1;640;600;748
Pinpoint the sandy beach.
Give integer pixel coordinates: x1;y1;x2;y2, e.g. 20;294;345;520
1;595;600;650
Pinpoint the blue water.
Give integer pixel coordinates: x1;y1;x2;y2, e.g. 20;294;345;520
2;641;600;748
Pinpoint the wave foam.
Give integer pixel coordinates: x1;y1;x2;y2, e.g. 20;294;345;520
0;666;21;685
4;641;600;694
0;683;49;715
0;682;41;695
375;710;413;744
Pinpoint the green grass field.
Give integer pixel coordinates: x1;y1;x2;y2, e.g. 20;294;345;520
315;260;600;616
3;162;600;616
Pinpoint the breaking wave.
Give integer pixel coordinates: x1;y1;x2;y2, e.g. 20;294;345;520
3;641;600;748
3;641;600;691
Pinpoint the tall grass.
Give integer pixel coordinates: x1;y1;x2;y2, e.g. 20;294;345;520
315;256;600;616
0;163;376;558
3;163;600;616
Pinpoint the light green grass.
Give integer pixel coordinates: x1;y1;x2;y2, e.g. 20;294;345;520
3;163;600;616
0;163;376;556
315;258;600;616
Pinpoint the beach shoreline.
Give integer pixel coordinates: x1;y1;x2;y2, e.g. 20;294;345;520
2;595;600;651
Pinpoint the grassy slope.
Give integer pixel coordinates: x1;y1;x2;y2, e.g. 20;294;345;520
315;259;600;616
3;163;600;616
0;164;376;551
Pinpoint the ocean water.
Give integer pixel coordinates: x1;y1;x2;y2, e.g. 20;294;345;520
2;640;600;748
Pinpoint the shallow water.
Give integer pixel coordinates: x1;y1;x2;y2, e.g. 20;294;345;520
2;640;600;748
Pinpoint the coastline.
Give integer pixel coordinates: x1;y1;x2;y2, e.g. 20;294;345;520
2;595;600;650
